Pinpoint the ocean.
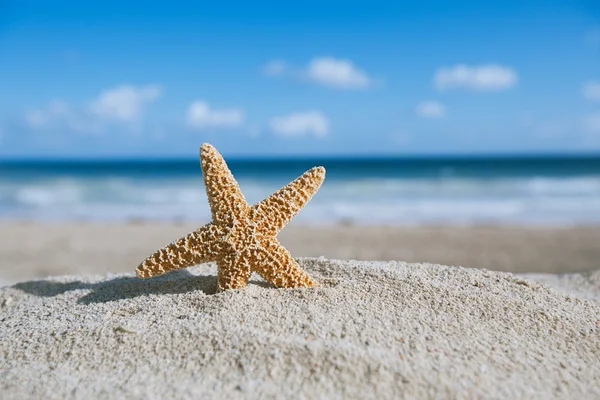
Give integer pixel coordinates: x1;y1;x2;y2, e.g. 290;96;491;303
1;155;600;226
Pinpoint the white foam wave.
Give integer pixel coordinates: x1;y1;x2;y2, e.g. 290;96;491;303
1;175;599;225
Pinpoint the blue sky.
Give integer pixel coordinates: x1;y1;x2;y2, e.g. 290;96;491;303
1;0;600;158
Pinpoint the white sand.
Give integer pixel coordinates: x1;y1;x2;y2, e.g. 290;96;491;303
1;258;599;399
521;270;600;302
2;223;600;286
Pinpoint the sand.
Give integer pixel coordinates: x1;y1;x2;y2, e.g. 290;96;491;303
1;258;599;399
1;223;600;285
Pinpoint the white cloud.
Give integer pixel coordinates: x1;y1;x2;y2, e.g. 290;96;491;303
263;57;374;90
263;60;287;76
186;101;244;129
434;64;517;91
24;100;99;133
306;57;371;89
416;101;446;118
23;84;161;133
89;84;161;122
24;100;70;128
269;111;329;138
582;81;600;100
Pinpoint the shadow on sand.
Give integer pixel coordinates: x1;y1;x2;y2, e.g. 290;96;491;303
13;270;272;304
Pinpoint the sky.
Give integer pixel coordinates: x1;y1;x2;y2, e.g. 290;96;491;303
1;0;600;158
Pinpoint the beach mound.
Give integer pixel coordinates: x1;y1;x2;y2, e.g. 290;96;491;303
1;258;599;399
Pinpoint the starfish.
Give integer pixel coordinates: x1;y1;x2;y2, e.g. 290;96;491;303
136;143;326;292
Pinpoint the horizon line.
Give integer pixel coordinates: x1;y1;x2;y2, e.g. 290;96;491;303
2;151;600;164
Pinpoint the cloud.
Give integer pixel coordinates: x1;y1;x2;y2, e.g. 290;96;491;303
89;85;161;122
263;57;373;89
23;84;161;133
186;101;244;129
262;60;287;76
269;111;329;138
24;100;70;128
305;57;371;89
582;81;600;100
24;100;100;133
434;64;517;91
416;101;446;118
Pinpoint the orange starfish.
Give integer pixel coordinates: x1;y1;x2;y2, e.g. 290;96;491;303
136;143;325;291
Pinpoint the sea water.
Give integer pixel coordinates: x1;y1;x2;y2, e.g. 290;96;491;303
1;155;599;226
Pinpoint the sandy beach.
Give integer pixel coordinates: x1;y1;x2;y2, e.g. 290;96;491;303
1;258;599;399
1;222;599;285
1;223;599;398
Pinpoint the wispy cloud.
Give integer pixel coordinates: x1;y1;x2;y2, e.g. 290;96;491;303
186;101;244;129
434;64;517;91
24;100;100;133
89;85;161;122
416;101;446;118
263;57;374;89
25;100;70;128
23;84;162;133
582;81;600;100
262;60;287;77
305;57;372;89
269;111;329;138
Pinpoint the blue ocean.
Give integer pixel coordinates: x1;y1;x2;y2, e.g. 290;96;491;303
1;155;600;226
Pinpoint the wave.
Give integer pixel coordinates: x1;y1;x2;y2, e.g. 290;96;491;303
1;175;599;225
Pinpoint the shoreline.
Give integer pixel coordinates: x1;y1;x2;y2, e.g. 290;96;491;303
1;222;599;284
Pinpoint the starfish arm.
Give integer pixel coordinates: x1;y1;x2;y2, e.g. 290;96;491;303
248;238;319;288
136;224;222;279
251;166;325;236
216;253;252;292
200;143;249;225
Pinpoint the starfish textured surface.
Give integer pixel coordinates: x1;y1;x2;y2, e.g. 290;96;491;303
136;143;326;291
